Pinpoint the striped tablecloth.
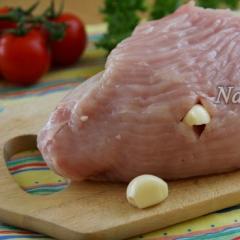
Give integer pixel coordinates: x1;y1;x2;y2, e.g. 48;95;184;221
0;24;240;240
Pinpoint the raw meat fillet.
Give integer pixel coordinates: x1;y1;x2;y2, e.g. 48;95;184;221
38;3;240;182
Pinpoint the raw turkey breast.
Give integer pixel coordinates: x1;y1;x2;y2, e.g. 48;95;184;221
38;3;240;182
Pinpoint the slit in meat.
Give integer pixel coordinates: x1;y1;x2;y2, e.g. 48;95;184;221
181;99;208;138
193;124;206;138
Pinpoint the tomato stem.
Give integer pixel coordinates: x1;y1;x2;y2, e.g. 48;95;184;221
0;2;38;22
43;0;65;19
0;0;67;40
25;1;40;15
42;18;66;40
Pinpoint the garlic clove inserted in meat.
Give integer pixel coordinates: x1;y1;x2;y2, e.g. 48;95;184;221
183;104;211;127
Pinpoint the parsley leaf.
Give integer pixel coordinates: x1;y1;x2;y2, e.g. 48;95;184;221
151;0;181;20
96;0;146;52
97;0;239;53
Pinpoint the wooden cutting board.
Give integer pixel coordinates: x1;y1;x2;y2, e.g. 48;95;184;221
0;91;240;240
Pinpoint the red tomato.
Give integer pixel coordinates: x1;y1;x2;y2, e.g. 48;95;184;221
0;29;50;86
50;13;87;66
0;7;17;33
0;7;18;77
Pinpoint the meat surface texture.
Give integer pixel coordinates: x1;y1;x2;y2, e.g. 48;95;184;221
38;3;240;182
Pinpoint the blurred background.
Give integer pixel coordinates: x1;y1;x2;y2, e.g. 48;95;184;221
0;0;163;24
0;0;103;24
0;0;239;87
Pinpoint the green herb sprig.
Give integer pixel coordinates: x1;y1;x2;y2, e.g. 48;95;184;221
97;0;239;53
150;0;181;20
96;0;146;53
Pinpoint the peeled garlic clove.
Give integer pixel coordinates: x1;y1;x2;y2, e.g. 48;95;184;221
183;104;211;127
126;175;168;209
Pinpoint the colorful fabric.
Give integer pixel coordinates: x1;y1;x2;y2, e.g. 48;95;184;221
0;224;52;239
0;24;239;240
7;151;69;195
